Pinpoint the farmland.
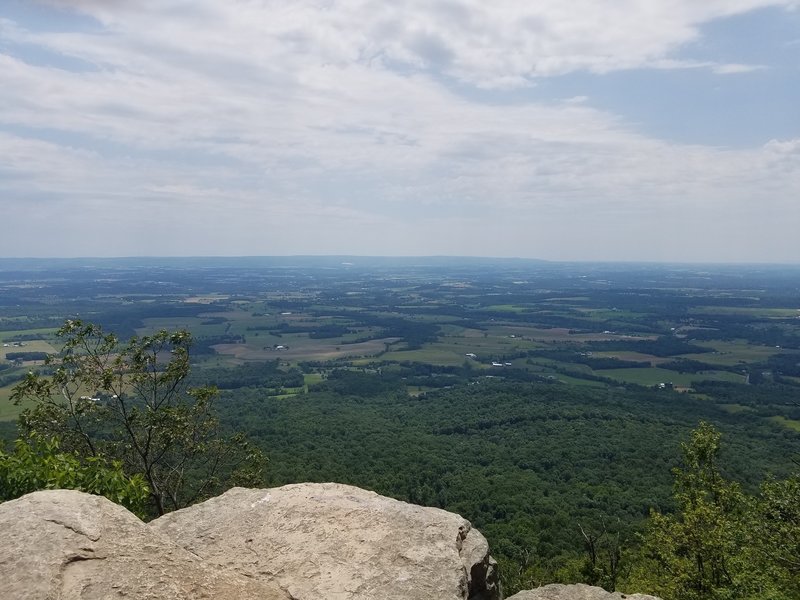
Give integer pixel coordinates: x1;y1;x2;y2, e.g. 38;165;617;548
1;257;798;420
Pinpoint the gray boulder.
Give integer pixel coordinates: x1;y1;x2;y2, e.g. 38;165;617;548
0;489;289;600
507;583;661;600
151;482;500;600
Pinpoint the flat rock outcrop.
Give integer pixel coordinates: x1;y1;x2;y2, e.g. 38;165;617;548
507;583;661;600
0;489;289;600
151;482;500;600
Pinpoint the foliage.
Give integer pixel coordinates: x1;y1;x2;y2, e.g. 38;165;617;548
629;423;746;598
11;320;266;517
215;374;796;594
0;434;149;518
628;423;800;600
750;476;800;598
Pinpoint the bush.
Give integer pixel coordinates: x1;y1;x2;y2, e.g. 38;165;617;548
0;435;150;518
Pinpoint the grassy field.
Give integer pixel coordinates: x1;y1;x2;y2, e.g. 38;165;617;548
574;308;644;321
550;374;606;387
138;316;225;336
381;347;476;367
407;385;438;397
718;403;756;415
213;337;398;362
484;304;529;313
599;367;746;388
0;327;59;342
0;340;57;360
303;373;324;387
685;340;782;366
690;306;800;318
768;416;800;433
591;351;670;365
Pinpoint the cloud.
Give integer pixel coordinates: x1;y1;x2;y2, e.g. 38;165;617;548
21;0;799;85
0;1;797;260
651;58;767;74
712;62;766;74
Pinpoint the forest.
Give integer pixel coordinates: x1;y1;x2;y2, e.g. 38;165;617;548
0;257;798;598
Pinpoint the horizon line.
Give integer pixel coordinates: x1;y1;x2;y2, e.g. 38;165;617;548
1;255;799;267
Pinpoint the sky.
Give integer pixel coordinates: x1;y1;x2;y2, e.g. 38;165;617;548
0;1;798;262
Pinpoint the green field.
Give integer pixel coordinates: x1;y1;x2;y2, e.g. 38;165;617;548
0;340;57;361
600;367;745;388
685;340;782;366
0;327;59;342
591;351;669;365
550;374;606;387
303;373;324;387
382;347;478;367
690;306;800;318
768;415;800;432
718;403;755;415
484;304;529;313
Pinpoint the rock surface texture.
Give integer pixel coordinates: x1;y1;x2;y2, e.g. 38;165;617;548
4;487;661;600
151;482;500;600
0;489;289;600
507;583;661;600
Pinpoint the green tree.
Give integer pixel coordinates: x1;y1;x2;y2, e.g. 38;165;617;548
750;475;800;598
0;434;149;518
629;422;747;599
11;320;265;517
628;423;800;600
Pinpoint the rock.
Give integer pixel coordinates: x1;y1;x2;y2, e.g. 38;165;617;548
507;583;661;600
0;489;289;600
151;482;500;600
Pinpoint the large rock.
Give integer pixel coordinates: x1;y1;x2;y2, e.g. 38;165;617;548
151;482;500;600
0;490;289;600
507;583;661;600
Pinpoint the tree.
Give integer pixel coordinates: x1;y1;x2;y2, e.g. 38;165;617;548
578;519;625;591
629;422;747;599
0;434;149;518
751;475;800;598
628;422;800;600
11;320;265;517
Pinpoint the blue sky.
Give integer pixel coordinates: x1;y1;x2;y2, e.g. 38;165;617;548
0;0;798;262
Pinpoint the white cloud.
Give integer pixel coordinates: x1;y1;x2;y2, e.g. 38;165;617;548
0;1;797;260
712;62;767;74
651;58;767;74
24;0;799;85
